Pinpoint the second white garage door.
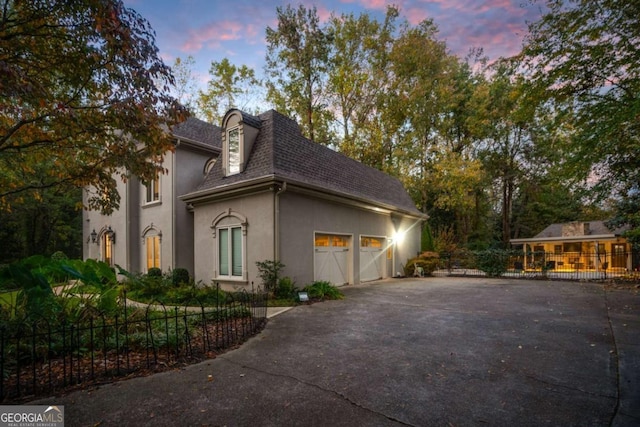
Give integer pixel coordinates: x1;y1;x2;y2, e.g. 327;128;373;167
314;234;350;286
360;236;385;282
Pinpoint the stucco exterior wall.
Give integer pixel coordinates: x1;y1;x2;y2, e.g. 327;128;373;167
174;146;215;274
84;144;216;278
137;151;175;273
192;191;275;289
277;190;422;286
83;174;129;270
392;214;423;276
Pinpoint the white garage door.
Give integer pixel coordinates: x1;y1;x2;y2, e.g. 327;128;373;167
360;236;385;282
314;234;350;286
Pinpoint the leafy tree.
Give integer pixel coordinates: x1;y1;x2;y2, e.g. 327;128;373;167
265;4;334;144
470;63;535;246
0;183;82;264
518;0;640;247
197;58;262;125
328;7;399;160
171;55;199;112
387;21;487;245
0;0;185;214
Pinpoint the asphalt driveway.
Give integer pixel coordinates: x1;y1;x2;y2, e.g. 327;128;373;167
35;277;640;426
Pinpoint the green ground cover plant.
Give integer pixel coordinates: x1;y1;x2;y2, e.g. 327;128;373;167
255;260;344;305
0;256;267;402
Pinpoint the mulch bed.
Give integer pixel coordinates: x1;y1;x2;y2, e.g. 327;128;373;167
2;317;266;403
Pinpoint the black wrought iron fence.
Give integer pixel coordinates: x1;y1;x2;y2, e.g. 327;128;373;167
434;250;640;281
0;289;267;403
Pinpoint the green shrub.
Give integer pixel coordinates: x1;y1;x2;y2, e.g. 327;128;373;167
172;268;190;287
147;267;162;278
275;276;297;299
50;251;68;262
256;260;285;293
473;249;516;277
302;281;343;300
0;257;122;322
404;251;441;276
123;272;168;302
164;283;226;306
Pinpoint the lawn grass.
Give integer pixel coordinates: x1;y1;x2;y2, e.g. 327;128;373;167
267;297;297;307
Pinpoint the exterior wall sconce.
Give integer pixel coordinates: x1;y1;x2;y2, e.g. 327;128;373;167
106;226;116;244
91;229;97;243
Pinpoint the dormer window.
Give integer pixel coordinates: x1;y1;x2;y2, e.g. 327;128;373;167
227;127;240;175
221;109;261;177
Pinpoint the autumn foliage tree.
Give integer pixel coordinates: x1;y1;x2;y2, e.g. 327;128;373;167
0;0;185;214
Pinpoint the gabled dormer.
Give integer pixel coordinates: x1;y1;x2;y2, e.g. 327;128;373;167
221;109;261;177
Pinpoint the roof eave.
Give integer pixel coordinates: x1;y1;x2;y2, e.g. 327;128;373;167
281;178;427;220
181;174;428;220
510;234;620;244
174;136;220;154
180;175;277;204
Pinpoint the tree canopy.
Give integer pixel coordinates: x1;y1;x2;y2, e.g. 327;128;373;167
265;4;334;144
518;0;640;247
8;0;630;254
0;0;185;214
198;58;261;125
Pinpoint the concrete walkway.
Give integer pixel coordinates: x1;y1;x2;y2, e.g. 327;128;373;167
55;284;292;318
266;306;294;318
35;278;639;426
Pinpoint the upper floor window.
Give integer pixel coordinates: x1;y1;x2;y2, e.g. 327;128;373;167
145;175;160;203
227;127;240;175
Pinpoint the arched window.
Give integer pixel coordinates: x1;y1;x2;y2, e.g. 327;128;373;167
142;225;162;272
102;233;113;266
99;227;115;266
211;209;247;280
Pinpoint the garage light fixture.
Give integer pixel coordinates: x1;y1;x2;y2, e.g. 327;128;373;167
392;230;406;244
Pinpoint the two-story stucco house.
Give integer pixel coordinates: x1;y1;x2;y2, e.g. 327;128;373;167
84;109;427;289
83;117;220;276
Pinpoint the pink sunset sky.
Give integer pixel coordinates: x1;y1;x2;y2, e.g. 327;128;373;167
124;0;546;89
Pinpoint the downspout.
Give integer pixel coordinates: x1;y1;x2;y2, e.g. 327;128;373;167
125;174;130;272
171;145;177;271
274;182;287;261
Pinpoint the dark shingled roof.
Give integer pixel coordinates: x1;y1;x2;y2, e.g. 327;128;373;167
193;110;422;215
172;117;221;149
534;221;628;238
239;110;262;129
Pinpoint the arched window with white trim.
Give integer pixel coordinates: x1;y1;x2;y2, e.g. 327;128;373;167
212;210;248;281
142;225;162;272
102;232;113;266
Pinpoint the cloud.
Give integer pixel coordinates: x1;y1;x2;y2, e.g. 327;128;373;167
358;0;401;10
181;20;245;52
400;0;535;59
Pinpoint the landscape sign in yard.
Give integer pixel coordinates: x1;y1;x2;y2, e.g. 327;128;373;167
0;405;64;427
